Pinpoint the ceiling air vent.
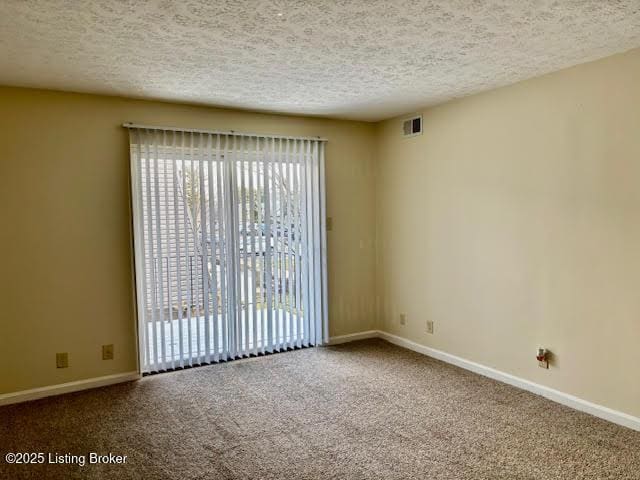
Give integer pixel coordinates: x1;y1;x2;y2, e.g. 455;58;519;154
402;115;422;137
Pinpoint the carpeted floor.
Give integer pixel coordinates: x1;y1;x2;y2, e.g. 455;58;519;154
1;339;639;479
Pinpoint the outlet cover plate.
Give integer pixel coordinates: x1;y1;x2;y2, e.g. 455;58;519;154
56;352;69;368
102;344;114;360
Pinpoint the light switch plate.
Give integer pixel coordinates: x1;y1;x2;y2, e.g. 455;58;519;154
326;217;333;231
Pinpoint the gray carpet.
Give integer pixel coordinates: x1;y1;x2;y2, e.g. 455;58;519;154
1;339;639;479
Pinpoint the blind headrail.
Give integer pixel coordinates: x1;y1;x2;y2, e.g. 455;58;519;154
123;122;328;142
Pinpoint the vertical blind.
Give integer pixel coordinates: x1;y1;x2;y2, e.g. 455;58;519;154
128;126;328;373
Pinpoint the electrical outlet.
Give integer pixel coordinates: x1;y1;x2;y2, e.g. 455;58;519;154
56;352;69;368
426;321;434;334
102;344;114;360
537;348;550;369
400;313;407;325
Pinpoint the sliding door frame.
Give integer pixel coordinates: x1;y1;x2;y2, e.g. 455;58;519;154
128;125;329;374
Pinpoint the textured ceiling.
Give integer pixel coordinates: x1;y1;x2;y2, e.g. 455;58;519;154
1;1;639;121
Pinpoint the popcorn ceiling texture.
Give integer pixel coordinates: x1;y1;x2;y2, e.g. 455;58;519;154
0;0;639;121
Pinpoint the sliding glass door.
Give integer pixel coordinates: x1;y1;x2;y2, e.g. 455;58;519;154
129;128;328;373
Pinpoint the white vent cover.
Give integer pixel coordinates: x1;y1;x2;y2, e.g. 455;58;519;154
402;115;422;137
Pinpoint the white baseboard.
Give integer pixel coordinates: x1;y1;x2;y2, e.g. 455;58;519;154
328;330;379;345
0;371;140;407
377;330;640;432
2;332;638;433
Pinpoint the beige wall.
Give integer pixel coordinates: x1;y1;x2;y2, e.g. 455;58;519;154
375;48;640;418
2;48;639;419
0;88;377;393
